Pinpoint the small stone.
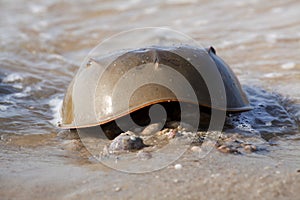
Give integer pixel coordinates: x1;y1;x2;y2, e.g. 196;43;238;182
108;131;146;153
244;144;257;152
115;187;121;192
191;146;202;153
174;164;182;170
297;169;300;173
173;179;179;183
217;145;231;153
130;135;136;141
141;123;162;135
217;145;240;154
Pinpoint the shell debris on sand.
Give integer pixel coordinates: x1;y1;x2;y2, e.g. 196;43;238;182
243;144;257;152
215;134;261;154
174;164;182;170
107;131;146;154
100;122;265;159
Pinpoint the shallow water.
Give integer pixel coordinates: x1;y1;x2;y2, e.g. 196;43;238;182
0;0;300;199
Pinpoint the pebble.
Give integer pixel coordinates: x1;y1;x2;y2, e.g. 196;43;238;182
217;145;231;153
244;144;257;152
217;145;239;154
115;187;121;192
141;123;162;135
174;164;182;170
191;146;202;152
108;131;146;153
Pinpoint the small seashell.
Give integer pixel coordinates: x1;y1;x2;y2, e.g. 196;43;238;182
174;163;182;170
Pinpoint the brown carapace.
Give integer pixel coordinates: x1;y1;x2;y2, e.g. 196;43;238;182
59;45;252;135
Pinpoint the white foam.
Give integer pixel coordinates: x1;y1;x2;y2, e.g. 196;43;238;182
265;121;272;126
236;123;256;133
0;105;8;111
12;83;23;89
13;86;31;98
2;73;23;83
281;62;296;70
264;72;282;78
49;96;63;127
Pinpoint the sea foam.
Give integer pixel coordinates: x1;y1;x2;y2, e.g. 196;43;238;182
49;96;63;127
2;73;23;83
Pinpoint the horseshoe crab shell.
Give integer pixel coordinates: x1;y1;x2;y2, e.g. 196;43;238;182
59;46;252;129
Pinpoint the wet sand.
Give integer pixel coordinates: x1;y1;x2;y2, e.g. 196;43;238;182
1;133;300;200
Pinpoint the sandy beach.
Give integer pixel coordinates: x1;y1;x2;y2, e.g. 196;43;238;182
0;0;299;199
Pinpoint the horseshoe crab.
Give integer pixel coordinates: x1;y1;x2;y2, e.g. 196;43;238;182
59;45;252;138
